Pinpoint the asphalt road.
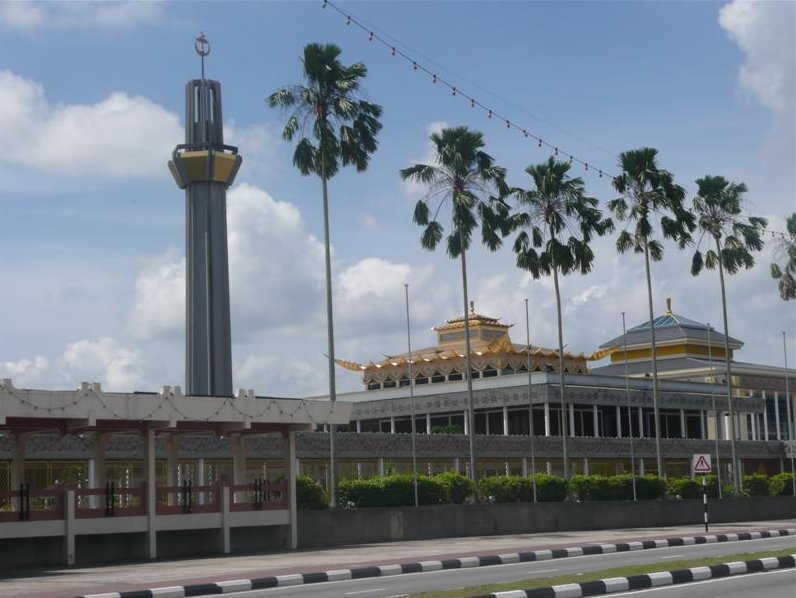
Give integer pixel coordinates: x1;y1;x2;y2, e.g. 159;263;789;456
198;535;796;597
607;568;796;597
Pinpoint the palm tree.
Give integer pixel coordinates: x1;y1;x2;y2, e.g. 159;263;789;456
690;175;767;493
400;126;509;481
608;147;694;478
771;213;796;301
268;43;382;507
510;157;612;479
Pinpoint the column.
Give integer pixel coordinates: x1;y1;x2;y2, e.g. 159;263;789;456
774;392;781;440
453;457;460;474
285;430;298;549
593;405;600;437
750;413;757;441
544;403;551;436
356;420;362;433
583;458;589;476
390;416;396;434
463;411;469;435
616;406;622;438
680;409;686;439
232;434;246;485
638;457;645;476
143;427;157;559
426;413;432;434
522;457;528;477
569;404;575;437
700;410;706;440
503;406;509;436
763;398;769;441
197;457;205;506
638;407;645;438
378;458;385;476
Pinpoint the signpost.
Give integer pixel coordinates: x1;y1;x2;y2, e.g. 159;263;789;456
692;453;712;532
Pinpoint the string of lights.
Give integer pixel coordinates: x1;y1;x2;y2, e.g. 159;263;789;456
322;0;613;179
0;382;335;426
321;0;789;239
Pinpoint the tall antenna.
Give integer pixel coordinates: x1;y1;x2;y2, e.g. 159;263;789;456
195;32;210;80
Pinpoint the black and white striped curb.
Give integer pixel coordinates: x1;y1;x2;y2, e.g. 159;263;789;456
73;528;795;598
473;553;796;598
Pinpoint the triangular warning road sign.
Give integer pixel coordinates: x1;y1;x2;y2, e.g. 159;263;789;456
693;455;711;474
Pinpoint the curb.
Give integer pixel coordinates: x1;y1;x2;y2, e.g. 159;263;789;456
73;527;796;598
474;554;796;598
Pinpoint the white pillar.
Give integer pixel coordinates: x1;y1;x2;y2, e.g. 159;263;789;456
463;411;469;435
544;403;551;436
569;404;576;437
453;457;461;474
378;458;385;476
356;420;362;433
503;406;509;436
638;457;645;476
680;409;686;439
522;457;528;477
774;391;781;440
593;405;600;437
616;406;622;438
583;458;589;476
143;427;157;559
426;412;432;434
763;396;769;441
390;416;396;434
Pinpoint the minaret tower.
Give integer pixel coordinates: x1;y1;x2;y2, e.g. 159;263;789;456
168;34;241;396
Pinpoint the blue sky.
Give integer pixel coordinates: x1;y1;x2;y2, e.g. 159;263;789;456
1;0;794;396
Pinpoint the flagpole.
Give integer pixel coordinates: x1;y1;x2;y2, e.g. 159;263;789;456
405;284;419;507
525;299;537;502
621;312;637;501
707;323;722;498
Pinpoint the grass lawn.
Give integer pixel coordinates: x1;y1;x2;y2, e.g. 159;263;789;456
409;547;796;597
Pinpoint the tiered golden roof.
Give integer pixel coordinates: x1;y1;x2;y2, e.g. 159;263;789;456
336;308;597;389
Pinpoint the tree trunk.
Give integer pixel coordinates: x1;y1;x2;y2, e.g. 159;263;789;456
321;156;338;508
552;262;569;479
644;241;664;477
716;236;740;494
459;232;477;481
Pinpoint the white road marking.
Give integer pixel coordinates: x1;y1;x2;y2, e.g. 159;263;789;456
662;554;684;559
344;589;387;596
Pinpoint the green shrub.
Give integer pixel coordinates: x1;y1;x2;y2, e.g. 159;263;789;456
478;476;533;503
296;475;328;509
432;424;463;434
667;477;703;499
769;472;795;496
634;475;667;500
568;475;634;500
743;474;771;497
533;473;568;502
433;471;475;504
339;474;450;507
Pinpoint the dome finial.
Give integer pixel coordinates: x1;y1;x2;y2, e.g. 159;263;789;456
665;297;672;315
469;301;475;315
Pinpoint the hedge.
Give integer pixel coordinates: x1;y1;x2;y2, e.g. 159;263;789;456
297;474;329;509
769;472;795;496
477;474;568;503
339;473;468;507
743;474;772;497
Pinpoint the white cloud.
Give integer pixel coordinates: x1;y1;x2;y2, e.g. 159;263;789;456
2;338;144;391
719;1;795;117
402;120;449;197
0;70;182;178
1;1;165;31
59;337;144;390
225;121;278;184
128;183;326;341
235;354;326;397
128;252;185;341
1;356;49;387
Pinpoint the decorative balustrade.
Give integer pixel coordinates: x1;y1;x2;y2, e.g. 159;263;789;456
0;484;64;522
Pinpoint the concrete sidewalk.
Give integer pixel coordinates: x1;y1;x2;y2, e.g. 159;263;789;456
4;519;795;598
